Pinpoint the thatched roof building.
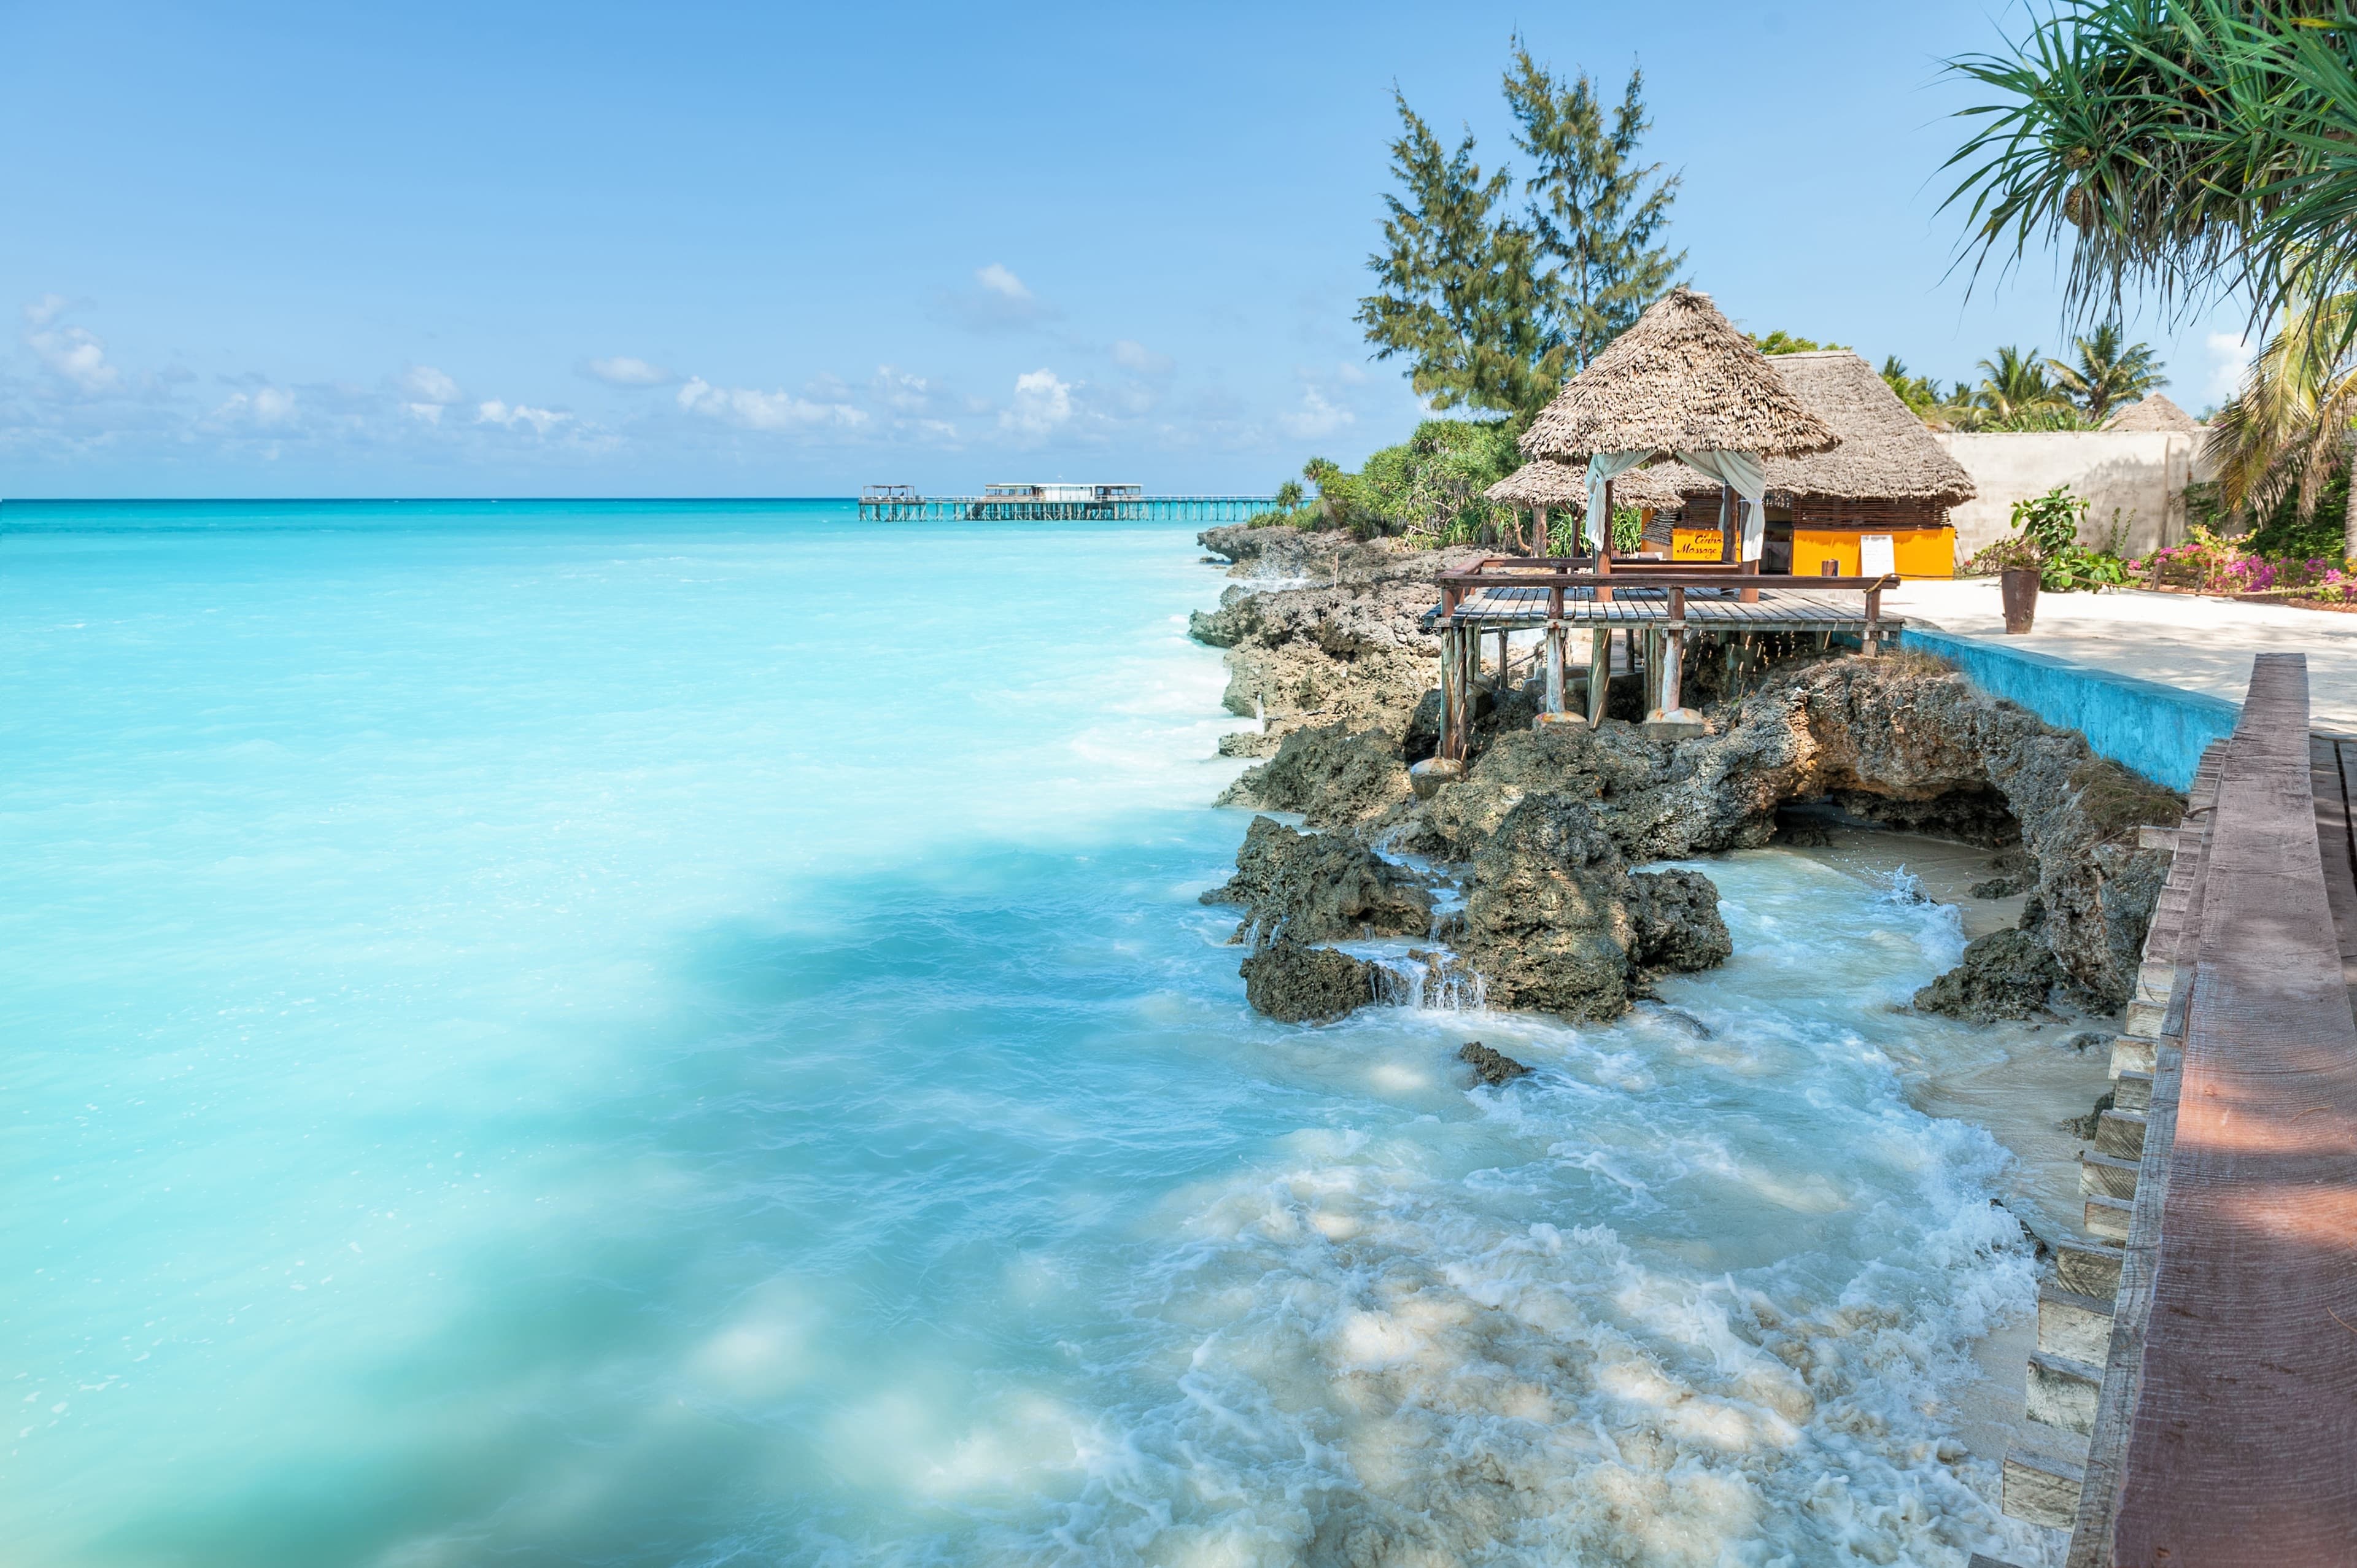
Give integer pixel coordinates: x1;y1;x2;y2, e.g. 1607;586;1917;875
1485;458;1707;512
1522;287;1841;462
2107;393;2202;434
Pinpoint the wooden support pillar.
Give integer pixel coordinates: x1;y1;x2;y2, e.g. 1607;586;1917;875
1718;484;1735;564
1543;584;1566;716
1595;478;1615;603
1643;587;1706;739
1533;505;1548;560
1587;625;1611;728
1863;585;1884;658
1437;622;1460;761
1495;629;1509;690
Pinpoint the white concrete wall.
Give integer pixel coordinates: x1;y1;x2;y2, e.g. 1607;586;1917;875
1934;431;2204;558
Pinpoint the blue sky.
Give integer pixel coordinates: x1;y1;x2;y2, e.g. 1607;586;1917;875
1;1;2258;498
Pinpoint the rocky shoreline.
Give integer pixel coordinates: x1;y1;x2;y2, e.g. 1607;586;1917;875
1192;522;2184;1031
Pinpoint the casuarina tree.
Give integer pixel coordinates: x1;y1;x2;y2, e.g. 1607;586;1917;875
1504;38;1684;374
1355;93;1565;416
1356;40;1681;417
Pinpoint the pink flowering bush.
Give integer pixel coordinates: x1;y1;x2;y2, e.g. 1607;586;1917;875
2126;527;2356;601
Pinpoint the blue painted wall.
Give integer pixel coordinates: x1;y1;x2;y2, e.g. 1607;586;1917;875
1898;627;2239;792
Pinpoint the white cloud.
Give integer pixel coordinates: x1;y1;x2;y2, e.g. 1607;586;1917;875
937;264;1056;333
586;355;671;387
675;376;865;431
398;364;460;404
214;385;298;427
1112;339;1174;376
977;263;1031;301
476;400;571;435
2205;331;2254;403
1279;386;1353;440
406;403;445;424
27;320;119;393
872;365;934;412
23;293;69;329
1001;368;1074;436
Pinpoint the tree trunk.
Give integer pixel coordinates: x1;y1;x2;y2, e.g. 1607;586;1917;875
2345;433;2357;566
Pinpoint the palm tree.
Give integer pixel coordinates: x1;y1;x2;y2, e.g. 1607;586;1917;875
1964;346;2078;430
2048;325;2167;423
2204;285;2357;563
1274;479;1305;511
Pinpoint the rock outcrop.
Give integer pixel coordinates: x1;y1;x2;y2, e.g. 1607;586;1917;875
1454;794;1731;1022
1200;816;1433;944
1911;929;2065;1022
1215;722;1412;826
1240;936;1377;1024
1458;1041;1532;1085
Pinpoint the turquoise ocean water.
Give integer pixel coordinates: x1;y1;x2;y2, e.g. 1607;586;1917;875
3;500;2040;1566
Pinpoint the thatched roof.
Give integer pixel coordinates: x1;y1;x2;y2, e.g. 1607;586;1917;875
1485;458;1714;512
1522;287;1841;461
2107;392;2202;433
1484;460;1587;506
1752;352;1977;506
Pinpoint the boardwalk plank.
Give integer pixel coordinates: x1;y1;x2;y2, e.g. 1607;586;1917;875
2107;655;2357;1566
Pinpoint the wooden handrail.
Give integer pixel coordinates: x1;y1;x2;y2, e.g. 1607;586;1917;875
1439;570;1899;592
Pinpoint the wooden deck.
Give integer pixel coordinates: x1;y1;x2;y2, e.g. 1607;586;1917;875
2102;654;2357;1564
1435;581;1902;632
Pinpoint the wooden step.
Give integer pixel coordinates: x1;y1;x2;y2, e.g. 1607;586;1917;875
2056;1239;2124;1299
2096;1108;2149;1157
2002;1446;2087;1530
2112;1070;2154;1113
2084;1193;2134;1241
2027;1350;2103;1434
2038;1280;2115;1362
2080;1149;2140;1200
2110;1033;2159;1078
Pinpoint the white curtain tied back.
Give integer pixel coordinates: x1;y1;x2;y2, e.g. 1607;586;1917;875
1581;452;1649;550
1674;449;1767;563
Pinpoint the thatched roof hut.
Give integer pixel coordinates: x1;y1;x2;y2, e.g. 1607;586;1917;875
1751;351;1976;514
1522;287;1841;461
1486;458;1712;512
2107;392;2202;434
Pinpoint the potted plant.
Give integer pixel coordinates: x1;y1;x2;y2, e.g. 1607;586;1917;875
1983;535;2043;633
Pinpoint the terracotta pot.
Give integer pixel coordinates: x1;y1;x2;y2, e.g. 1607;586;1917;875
2000;567;2040;634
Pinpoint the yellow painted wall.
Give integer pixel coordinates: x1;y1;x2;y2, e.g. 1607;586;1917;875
1676;525;1956;577
1790;527;1956;579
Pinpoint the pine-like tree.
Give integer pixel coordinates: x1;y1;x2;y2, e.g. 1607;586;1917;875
1355;92;1565;415
1504;39;1683;373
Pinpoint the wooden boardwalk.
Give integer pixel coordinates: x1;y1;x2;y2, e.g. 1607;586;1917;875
2083;655;2357;1556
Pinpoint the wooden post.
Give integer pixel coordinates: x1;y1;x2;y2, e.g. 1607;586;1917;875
1587;626;1611;728
1660;589;1686;713
1533;504;1547;560
1719;484;1735;564
1864;585;1883;657
1438;623;1460;761
1544;584;1566;716
1495;629;1509;691
1596;478;1616;603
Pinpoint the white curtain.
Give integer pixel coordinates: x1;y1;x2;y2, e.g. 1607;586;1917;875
1582;451;1650;550
1675;449;1767;562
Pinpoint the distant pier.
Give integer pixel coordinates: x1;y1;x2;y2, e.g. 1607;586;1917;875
859;484;1279;523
